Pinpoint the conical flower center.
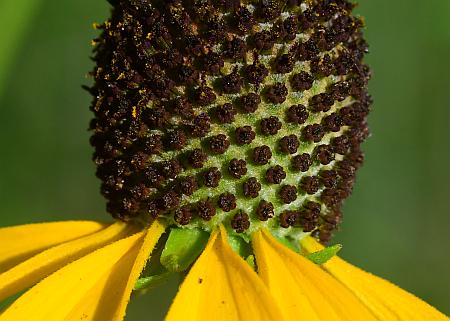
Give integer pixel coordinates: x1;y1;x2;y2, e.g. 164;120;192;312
89;0;371;242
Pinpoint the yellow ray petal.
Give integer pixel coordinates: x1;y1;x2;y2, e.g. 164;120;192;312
0;221;107;272
0;231;145;321
301;236;449;321
64;220;166;321
0;221;136;302
165;226;284;321
252;229;379;321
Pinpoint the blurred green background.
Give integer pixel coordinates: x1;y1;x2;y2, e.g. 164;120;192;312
0;0;449;318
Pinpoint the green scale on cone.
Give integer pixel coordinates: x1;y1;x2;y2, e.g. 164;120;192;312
88;0;371;244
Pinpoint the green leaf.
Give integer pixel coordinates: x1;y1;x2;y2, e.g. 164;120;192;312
306;244;342;265
160;228;209;272
134;272;173;291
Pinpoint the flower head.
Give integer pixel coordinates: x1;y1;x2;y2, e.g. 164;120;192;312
0;0;448;320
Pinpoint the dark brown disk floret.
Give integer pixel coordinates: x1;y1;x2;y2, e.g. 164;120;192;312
323;113;344;132
129;152;150;171
203;167;222;188
243;177;262;198
283;16;299;41
143;135;163;155
158;191;180;211
298;203;321;232
256;0;282;20
300;176;321;194
302;124;325;142
161;159;182;179
174;206;193;226
310;54;334;77
321;188;345;208
253;145;272;165
221;70;244;94
252;30;276;51
234;6;255;33
228;159;247;179
171;98;193;118
142;106;169;129
291;153;312;172
332;135;351;155
274;54;295;74
266;165;286;184
177;176;198;196
279;135;300;154
188;148;208;168
175;65;199;85
314;145;335;165
287;105;309;124
279;185;298;204
218;192;237;212
146;200;160;218
231;212;250;233
165;130;187;150
245;63;269;86
215;103;237;124
223;38;247;60
309;93;335;113
194;86;216;107
329;81;351;102
320;170;339;188
202;52;224;74
209;134;230;154
266;83;288;104
191;113;211;138
144;166;164;188
290;72;314;92
294;40;319;61
337;159;357;180
235;126;256;145
260;116;282;135
196;200;216;221
280;210;299;228
256;200;275;221
240;93;261;113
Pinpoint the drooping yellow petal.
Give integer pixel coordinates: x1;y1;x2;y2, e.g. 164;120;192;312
0;221;107;272
0;231;145;321
63;219;166;321
0;221;136;302
252;229;379;321
301;236;449;321
165;226;285;321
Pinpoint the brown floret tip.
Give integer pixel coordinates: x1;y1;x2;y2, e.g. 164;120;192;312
235;126;256;145
196;200;216;221
203;167;222;188
253;145;272;165
231;212;250;233
279;135;300;154
209;134;230;154
279;185;298;204
266;165;286;184
243;177;262;198
256;200;275;221
218;193;237;212
228;159;247;179
260;116;282;135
